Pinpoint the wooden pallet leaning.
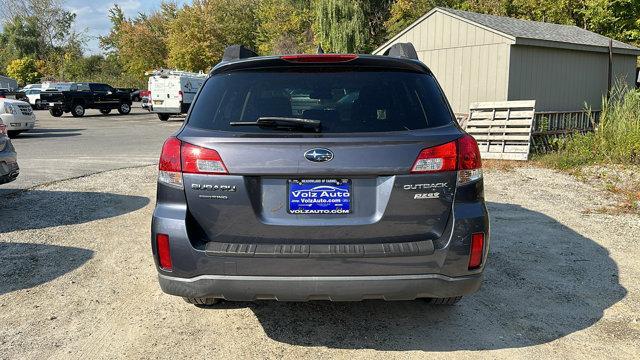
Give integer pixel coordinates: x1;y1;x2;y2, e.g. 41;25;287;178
465;100;536;161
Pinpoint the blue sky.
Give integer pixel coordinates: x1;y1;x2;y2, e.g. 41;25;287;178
66;0;189;54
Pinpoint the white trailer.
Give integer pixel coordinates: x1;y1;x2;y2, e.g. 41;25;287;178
148;70;207;121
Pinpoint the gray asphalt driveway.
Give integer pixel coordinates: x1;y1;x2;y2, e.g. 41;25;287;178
1;106;182;194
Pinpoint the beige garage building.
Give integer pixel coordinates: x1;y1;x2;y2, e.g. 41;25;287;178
374;8;640;114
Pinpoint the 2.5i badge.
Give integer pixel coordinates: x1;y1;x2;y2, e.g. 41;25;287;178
414;193;440;199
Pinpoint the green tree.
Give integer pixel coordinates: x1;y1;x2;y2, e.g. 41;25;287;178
6;57;42;85
100;3;174;81
385;0;461;37
581;0;640;48
312;0;369;53
256;0;314;54
1;16;42;58
166;0;258;71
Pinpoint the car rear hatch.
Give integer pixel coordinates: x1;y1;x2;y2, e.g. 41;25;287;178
159;55;478;255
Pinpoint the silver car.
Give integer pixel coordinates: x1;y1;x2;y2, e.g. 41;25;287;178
0;124;19;184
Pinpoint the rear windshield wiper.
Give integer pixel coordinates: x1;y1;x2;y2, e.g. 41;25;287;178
230;117;322;132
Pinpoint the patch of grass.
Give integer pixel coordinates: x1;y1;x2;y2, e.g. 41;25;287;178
539;87;640;169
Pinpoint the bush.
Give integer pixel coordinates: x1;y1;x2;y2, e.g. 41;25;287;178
541;87;640;169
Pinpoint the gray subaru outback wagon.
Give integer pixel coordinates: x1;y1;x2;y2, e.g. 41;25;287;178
152;44;489;306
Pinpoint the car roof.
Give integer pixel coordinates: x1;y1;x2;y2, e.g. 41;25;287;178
210;54;432;75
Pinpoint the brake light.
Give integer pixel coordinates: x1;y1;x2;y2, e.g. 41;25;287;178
411;141;457;173
178;90;183;101
158;137;183;188
181;142;228;174
156;233;173;271
410;134;482;185
0;124;6;136
468;232;485;269
281;54;358;63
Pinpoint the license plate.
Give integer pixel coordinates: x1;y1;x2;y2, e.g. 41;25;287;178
153;100;163;105
288;179;351;214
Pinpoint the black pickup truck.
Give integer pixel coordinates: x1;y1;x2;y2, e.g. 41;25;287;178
40;83;133;117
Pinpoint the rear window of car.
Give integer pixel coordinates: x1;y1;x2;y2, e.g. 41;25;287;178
187;69;454;133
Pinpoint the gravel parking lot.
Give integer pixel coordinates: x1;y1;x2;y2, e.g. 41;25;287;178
1;113;639;359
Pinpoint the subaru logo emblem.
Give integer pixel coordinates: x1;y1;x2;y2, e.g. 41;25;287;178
304;148;333;162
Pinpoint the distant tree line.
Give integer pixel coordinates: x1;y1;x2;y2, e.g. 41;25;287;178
1;0;638;88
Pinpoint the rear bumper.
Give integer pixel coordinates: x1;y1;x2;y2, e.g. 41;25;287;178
158;272;483;301
0;114;35;130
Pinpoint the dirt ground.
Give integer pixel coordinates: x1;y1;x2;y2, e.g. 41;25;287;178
1;165;639;359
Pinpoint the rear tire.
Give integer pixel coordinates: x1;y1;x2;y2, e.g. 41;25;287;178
183;297;221;307
49;108;63;117
71;103;85;117
158;113;170;121
100;109;112;115
424;296;463;305
7;130;22;138
118;102;131;115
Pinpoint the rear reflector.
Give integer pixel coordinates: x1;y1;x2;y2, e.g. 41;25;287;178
411;141;457;173
281;54;358;63
181;142;228;174
468;233;485;269
156;234;173;271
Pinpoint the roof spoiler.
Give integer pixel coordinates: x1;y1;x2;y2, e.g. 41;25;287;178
222;45;259;62
383;42;419;60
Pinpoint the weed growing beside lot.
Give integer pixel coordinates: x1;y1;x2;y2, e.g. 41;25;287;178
540;87;640;169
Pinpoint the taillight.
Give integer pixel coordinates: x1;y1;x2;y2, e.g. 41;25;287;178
158;137;228;187
181;142;228;174
456;134;482;185
410;134;482;185
158;137;183;188
156;233;173;271
178;90;183;101
0;124;6;136
468;232;485;269
411;141;457;173
281;54;358;63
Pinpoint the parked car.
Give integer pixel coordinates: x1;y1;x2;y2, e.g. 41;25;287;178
152;44;489;306
0;124;19;184
24;89;45;109
0;98;36;137
125;88;142;102
0;88;28;102
148;70;206;121
40;82;133;117
20;84;41;91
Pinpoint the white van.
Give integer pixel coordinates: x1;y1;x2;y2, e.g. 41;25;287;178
148;70;207;121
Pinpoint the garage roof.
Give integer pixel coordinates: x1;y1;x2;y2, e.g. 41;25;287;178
377;7;640;56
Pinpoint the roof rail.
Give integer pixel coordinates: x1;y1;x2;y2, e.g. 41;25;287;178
222;45;259;62
383;42;419;60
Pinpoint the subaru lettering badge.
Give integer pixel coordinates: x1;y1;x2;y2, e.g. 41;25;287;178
304;148;334;162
